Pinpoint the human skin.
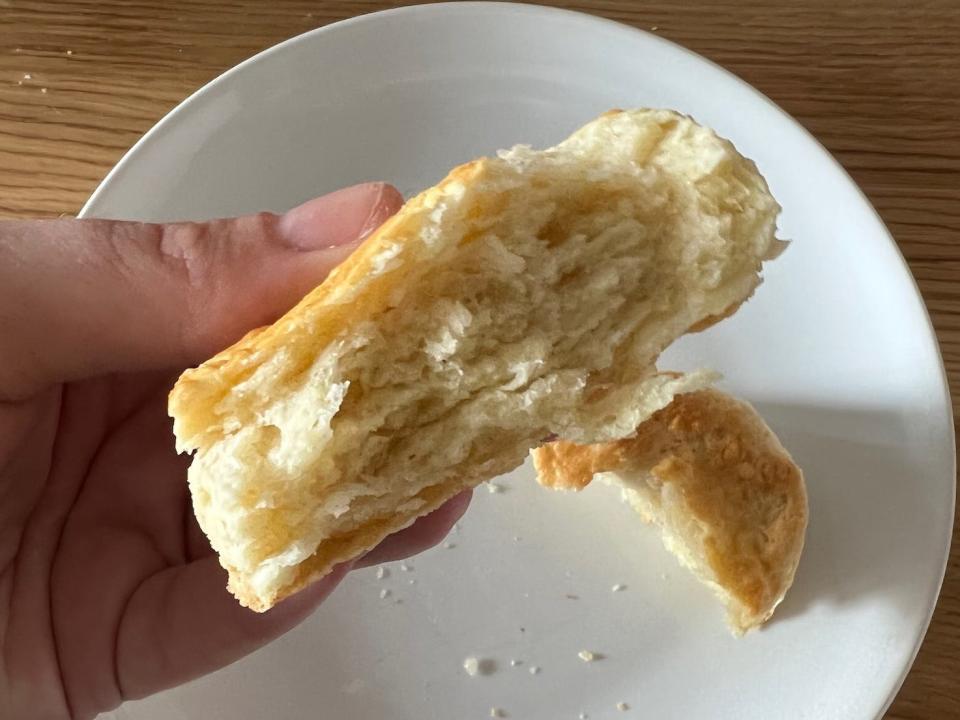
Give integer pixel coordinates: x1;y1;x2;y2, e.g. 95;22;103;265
0;183;470;719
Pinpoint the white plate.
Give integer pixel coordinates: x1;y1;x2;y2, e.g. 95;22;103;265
87;4;954;719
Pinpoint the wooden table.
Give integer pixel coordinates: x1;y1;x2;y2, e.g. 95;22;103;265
2;1;958;716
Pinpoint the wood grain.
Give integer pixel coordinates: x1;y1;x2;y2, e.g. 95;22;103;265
2;1;958;717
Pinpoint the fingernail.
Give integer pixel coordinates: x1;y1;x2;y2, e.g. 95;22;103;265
279;182;400;251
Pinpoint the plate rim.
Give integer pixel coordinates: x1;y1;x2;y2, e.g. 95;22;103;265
78;3;956;718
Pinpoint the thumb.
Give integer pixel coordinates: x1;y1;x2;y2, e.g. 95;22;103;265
0;182;403;399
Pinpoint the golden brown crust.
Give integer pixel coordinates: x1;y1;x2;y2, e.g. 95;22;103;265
532;388;807;631
226;474;479;611
168;159;487;451
533;437;619;491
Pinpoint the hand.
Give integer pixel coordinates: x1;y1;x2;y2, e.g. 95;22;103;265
0;183;471;720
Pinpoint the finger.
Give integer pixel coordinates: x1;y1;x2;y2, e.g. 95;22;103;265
117;492;471;700
353;491;472;568
115;556;351;702
0;183;404;399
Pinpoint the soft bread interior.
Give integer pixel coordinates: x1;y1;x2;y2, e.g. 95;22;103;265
532;388;807;634
170;109;782;610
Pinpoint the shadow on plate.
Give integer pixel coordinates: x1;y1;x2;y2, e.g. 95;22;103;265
754;401;946;629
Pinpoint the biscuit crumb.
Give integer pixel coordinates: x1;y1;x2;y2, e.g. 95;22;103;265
617;702;630;712
611;583;626;592
379;588;391;600
510;659;521;667
578;650;596;663
490;709;506;718
528;665;540;675
464;657;498;676
376;566;388;579
486;482;504;493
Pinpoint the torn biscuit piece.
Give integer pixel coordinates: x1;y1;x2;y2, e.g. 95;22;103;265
169;109;782;611
533;388;807;634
